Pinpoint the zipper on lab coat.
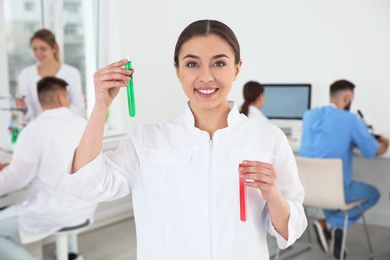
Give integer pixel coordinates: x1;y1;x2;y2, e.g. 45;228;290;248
208;139;214;260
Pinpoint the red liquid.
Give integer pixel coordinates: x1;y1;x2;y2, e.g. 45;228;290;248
239;163;247;222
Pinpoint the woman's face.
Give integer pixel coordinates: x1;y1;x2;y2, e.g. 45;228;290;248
175;34;241;113
31;38;56;63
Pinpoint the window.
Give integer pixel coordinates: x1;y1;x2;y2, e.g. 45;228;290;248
1;0;122;147
64;2;79;13
24;23;36;35
62;1;86;95
2;0;97;106
24;2;35;11
3;0;42;95
64;24;77;35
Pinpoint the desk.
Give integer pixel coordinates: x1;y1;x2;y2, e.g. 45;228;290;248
0;149;20;208
288;139;390;159
0;186;36;209
0;148;12;163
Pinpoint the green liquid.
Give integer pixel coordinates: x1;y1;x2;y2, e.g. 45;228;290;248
125;61;136;117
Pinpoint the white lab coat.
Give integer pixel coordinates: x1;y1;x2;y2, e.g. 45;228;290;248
248;105;270;123
0;108;97;243
67;101;307;260
17;64;86;120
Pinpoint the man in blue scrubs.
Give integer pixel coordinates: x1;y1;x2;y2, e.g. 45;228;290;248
299;79;389;259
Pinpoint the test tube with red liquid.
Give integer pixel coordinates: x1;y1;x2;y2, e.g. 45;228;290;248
239;163;247;222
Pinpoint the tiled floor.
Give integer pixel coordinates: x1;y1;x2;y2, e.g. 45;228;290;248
42;217;390;260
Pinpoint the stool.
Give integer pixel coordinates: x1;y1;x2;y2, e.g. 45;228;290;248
55;219;90;260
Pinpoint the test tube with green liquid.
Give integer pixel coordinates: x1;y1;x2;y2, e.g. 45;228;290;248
125;53;136;117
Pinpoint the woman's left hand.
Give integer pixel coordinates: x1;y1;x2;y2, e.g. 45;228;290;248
238;160;278;202
0;162;9;171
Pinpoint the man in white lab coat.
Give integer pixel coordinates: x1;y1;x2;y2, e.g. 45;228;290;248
0;76;97;260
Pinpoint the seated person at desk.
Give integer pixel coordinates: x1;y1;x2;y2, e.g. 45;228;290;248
0;77;97;260
240;81;269;122
299;79;389;259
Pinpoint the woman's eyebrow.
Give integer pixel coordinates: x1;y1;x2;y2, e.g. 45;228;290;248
213;54;230;59
182;54;230;60
182;54;199;60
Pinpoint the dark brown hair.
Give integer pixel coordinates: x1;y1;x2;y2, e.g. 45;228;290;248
174;19;240;67
240;81;264;116
30;29;61;62
37;76;68;106
330;79;355;97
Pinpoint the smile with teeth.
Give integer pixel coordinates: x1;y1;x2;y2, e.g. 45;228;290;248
197;89;217;95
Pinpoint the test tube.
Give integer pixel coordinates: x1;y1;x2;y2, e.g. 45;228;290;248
125;53;136;117
239;163;247;222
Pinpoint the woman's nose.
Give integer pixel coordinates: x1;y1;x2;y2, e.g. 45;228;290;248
199;66;215;83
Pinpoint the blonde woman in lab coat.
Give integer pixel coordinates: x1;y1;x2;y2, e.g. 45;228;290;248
67;19;307;260
16;29;86;121
0;77;97;260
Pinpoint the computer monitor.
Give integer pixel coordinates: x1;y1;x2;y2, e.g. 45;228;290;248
261;84;311;120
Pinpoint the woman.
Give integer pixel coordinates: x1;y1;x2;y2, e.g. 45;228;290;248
17;29;85;120
240;80;269;122
67;19;307;260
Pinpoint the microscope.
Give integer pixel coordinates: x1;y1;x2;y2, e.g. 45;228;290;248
357;109;380;140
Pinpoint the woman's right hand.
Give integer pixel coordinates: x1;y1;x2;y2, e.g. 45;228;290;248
14;98;27;114
72;59;133;173
93;59;133;109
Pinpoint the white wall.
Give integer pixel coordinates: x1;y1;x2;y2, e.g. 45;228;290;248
103;0;390;136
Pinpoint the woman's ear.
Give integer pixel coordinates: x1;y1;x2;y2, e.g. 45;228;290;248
53;44;59;55
259;93;265;106
233;60;243;81
174;62;180;79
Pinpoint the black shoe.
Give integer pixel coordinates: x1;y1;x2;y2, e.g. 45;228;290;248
313;219;331;254
330;228;347;259
69;252;85;260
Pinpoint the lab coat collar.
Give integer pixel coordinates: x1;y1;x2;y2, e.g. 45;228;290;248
183;101;242;128
38;107;72;118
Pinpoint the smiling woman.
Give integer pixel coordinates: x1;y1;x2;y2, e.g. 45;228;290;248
174;34;241;133
65;19;307;260
173;20;242;136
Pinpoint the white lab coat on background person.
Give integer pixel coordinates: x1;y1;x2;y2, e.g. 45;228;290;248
66;101;306;260
18;63;86;120
0;107;97;243
248;105;270;123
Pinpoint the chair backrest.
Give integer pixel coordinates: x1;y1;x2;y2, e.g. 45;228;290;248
295;156;349;210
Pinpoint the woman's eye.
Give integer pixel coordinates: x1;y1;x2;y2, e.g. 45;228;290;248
186;62;199;68
213;61;226;67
